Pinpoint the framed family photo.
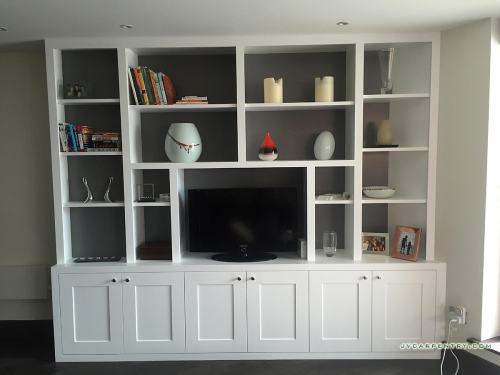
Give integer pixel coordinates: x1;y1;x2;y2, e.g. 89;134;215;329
362;232;389;255
391;226;421;261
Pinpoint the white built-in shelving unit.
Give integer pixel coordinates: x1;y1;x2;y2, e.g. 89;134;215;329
46;35;438;265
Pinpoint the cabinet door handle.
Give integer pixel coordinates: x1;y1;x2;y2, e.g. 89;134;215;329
375;275;382;280
111;278;117;283
361;275;368;280
250;276;255;281
237;276;242;281
125;278;131;283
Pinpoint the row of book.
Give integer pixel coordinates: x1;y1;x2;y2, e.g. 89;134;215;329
58;123;121;152
128;66;177;105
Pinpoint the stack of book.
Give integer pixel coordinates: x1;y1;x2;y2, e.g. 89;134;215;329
176;96;208;104
128;66;176;105
58;123;121;152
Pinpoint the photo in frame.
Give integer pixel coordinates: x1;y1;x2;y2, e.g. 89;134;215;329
391;226;421;261
362;232;390;255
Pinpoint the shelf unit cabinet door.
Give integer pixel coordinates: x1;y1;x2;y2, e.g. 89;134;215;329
247;271;309;352
309;271;372;352
123;272;185;353
185;272;247;352
59;273;123;354
372;270;436;352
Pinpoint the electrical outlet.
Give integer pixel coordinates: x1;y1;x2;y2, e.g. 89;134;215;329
448;306;467;325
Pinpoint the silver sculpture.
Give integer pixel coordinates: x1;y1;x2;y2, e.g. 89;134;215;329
82;177;93;203
378;48;395;94
104;176;114;203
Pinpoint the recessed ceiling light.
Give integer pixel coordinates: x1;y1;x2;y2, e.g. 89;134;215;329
120;24;134;29
336;21;349;26
0;26;7;31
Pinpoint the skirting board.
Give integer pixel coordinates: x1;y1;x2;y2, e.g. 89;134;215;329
55;351;441;362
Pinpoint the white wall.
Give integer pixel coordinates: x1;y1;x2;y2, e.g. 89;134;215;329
436;19;492;342
0;48;55;319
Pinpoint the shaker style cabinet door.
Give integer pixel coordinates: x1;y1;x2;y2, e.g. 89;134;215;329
309;271;372;352
59;273;123;354
122;272;185;353
247;271;309;352
372;270;436;352
185;272;247;352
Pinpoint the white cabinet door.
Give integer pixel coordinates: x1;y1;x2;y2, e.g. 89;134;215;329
123;272;185;353
185;272;247;352
309;271;372;352
247;271;309;352
372;270;436;352
59;273;123;354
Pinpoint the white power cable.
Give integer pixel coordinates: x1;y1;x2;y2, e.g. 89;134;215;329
441;319;460;375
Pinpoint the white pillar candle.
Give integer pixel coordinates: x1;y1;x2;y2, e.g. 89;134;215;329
263;77;283;103
315;76;334;102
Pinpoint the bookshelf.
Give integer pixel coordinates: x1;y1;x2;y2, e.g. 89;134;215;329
46;36;438;264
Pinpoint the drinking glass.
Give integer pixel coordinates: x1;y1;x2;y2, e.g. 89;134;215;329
323;231;337;257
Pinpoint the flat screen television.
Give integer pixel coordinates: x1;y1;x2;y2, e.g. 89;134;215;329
187;187;302;258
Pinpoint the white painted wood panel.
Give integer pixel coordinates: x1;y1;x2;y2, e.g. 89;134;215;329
185;272;247;352
309;271;372;352
123;272;185;353
59;273;123;354
247;271;309;352
372;270;436;352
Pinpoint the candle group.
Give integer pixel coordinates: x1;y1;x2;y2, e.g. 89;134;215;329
315;76;334;102
263;77;283;103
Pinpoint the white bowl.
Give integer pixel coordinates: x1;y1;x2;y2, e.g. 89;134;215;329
362;186;396;199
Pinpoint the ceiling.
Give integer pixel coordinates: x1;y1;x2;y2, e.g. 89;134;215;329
0;0;499;46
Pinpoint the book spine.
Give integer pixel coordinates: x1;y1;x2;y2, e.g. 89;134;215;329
134;67;147;105
158;73;166;105
141;66;154;105
139;67;151;105
65;124;77;152
127;68;139;105
149;69;160;105
58;124;69;152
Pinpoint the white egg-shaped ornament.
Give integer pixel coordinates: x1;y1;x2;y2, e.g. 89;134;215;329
313;131;335;160
165;123;202;162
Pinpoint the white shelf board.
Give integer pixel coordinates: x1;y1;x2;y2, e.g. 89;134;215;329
64;201;125;208
133;201;171;207
363;93;430;103
362;147;428;153
315;199;354;205
245;101;354;111
57;98;120;105
361;196;427;204
131;160;355;170
129;104;236;112
60;151;123;156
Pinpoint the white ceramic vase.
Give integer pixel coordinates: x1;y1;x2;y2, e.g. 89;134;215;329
165;122;202;162
314;131;335;160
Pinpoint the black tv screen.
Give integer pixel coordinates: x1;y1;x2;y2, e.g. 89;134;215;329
187;188;301;253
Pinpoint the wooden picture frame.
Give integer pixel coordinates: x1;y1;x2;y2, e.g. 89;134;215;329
391;226;421;261
362;232;389;255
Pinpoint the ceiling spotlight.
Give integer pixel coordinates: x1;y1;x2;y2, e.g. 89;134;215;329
336;21;349;26
0;26;7;31
120;24;134;29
